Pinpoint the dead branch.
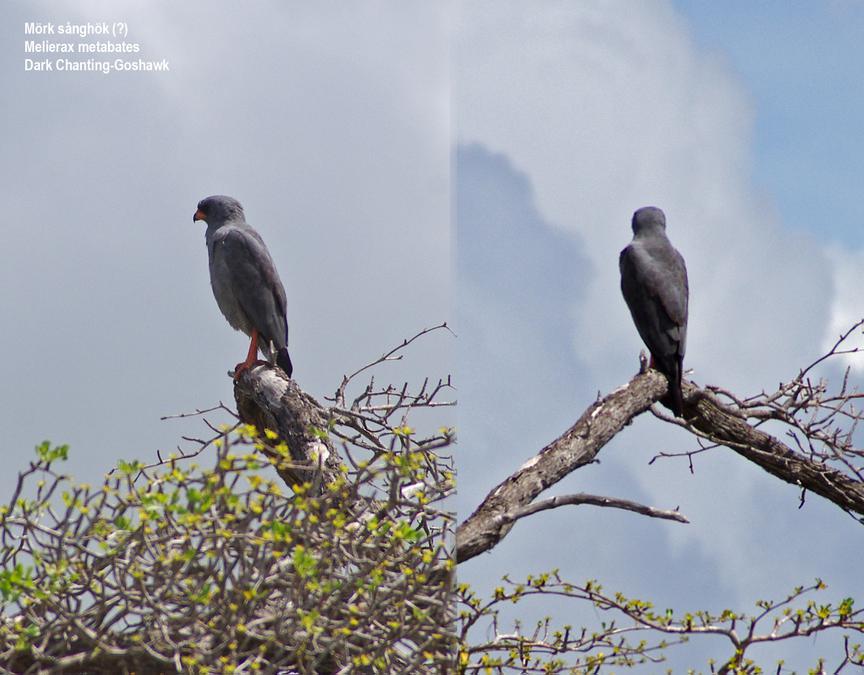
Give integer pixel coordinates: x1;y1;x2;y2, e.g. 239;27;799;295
456;364;864;564
456;370;669;564
504;493;689;525
233;364;342;491
682;380;864;515
332;322;455;409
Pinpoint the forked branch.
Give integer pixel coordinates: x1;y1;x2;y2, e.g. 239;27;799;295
457;331;864;564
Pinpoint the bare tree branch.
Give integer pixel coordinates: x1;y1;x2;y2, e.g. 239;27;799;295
233;365;342;491
332;322;455;409
457;356;864;563
682;380;864;516
456;369;669;563
504;492;689;525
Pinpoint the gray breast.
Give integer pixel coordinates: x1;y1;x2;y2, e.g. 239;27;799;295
207;231;253;337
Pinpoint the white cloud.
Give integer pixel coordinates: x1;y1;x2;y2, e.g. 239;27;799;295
823;245;864;372
458;0;834;397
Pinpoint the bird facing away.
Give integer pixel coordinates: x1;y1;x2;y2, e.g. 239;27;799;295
193;195;293;379
619;206;688;416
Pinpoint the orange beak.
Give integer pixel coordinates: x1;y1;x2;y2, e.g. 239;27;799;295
193;208;206;222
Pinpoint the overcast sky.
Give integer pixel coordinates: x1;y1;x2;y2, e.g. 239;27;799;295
1;0;450;500
2;1;863;671
456;1;864;670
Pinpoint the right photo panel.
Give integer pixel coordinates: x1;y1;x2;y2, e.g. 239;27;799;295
454;2;864;671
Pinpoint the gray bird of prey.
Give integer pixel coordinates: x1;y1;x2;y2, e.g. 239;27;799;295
619;206;688;417
193;195;293;379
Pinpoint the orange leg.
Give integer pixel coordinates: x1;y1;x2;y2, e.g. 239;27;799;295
234;329;262;378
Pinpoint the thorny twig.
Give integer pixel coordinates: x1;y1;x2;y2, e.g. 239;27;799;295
331;322;455;410
108;403;240;482
458;574;864;673
652;319;864;484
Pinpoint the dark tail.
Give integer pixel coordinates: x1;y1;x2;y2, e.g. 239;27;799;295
654;355;684;417
667;357;684;417
276;347;293;378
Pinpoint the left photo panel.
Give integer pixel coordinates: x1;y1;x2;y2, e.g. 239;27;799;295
1;2;454;671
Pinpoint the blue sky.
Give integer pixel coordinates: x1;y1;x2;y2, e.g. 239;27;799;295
675;1;864;245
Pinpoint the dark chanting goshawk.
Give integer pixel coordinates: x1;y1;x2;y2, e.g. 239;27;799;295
619;206;688;417
193;195;294;379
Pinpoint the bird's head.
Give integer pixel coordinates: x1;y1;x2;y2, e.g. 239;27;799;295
193;195;245;226
631;206;666;236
